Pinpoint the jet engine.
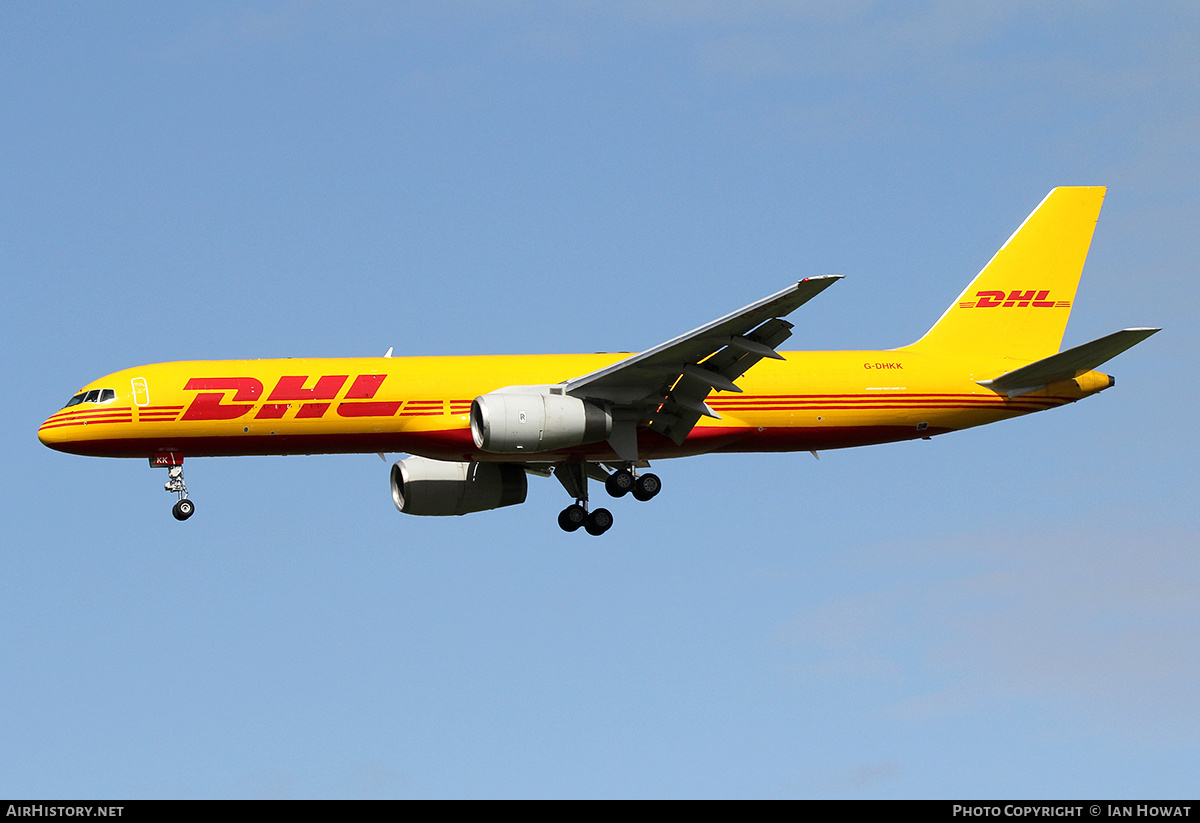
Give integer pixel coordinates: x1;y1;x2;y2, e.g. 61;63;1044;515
391;456;527;516
471;391;612;453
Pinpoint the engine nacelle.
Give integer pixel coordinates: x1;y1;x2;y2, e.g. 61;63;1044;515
390;457;527;516
471;391;612;453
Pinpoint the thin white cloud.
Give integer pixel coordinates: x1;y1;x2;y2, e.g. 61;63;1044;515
773;529;1200;739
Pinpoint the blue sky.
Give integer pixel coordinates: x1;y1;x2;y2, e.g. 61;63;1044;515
2;1;1196;798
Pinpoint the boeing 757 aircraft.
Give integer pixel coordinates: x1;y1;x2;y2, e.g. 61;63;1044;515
39;187;1157;534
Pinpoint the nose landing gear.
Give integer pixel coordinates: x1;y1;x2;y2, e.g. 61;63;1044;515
153;453;194;521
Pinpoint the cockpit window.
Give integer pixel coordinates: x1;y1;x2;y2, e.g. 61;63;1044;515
63;389;117;408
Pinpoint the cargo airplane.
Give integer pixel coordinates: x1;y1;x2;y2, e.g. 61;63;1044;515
39;187;1157;534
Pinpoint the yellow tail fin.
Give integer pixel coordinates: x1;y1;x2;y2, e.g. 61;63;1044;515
902;186;1106;363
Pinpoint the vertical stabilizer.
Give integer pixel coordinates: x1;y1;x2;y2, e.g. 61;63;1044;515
901;186;1106;362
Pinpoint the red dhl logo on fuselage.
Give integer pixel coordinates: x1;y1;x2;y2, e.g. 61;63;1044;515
181;375;462;421
957;290;1071;309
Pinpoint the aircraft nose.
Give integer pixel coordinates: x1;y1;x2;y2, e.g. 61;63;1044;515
38;411;74;450
38;407;98;452
39;416;63;449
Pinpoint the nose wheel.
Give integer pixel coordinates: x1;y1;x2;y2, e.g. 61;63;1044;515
172;498;195;521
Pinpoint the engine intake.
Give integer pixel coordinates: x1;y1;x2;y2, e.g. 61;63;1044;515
471;392;612;453
391;457;527;516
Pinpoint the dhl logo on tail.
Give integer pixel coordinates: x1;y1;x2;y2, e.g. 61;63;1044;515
958;290;1072;309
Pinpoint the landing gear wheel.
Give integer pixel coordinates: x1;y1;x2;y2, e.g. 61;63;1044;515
605;469;635;498
632;472;661;502
558;504;587;532
172;498;195;521
585;507;614;536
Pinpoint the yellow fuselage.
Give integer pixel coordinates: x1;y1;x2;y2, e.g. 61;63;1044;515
38;351;1106;463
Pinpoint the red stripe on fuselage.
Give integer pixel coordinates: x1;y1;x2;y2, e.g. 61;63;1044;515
39;418;133;431
36;422;954;461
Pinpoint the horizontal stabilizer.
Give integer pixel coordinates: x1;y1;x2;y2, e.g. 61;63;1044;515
979;327;1159;395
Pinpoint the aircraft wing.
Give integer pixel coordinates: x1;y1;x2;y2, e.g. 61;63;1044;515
564;276;842;454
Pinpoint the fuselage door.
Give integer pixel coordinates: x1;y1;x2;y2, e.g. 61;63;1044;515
131;377;150;407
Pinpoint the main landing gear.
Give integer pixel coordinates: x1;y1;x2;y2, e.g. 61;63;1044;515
557;503;613;536
603;468;661;502
554;463;661;536
153;453;194;521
